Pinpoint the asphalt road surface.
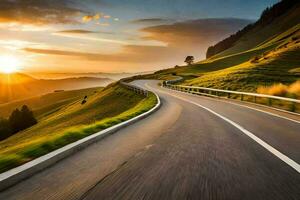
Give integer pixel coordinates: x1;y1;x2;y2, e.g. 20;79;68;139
0;80;299;200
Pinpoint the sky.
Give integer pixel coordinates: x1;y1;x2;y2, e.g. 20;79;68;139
0;0;278;73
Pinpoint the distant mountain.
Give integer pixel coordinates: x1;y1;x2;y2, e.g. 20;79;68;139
206;0;300;58
0;73;113;103
30;71;153;81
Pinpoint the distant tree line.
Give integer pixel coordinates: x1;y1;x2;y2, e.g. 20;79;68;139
0;105;37;141
206;0;300;58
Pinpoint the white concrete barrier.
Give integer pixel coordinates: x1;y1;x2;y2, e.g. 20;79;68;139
0;83;161;191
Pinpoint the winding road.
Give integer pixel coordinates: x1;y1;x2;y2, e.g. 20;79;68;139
0;80;300;200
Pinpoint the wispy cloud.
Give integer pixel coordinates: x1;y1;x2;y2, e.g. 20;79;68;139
0;0;85;25
56;29;97;34
0;39;43;50
131;18;172;24
82;15;94;23
23;44;174;63
56;29;114;35
52;32;128;45
82;13;113;23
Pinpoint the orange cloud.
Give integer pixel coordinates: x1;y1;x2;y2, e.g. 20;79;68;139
56;29;96;34
94;13;101;20
82;15;94;23
82;13;110;23
0;0;84;25
23;45;175;63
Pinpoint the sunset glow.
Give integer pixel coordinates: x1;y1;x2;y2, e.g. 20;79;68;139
0;1;299;198
0;0;277;73
0;55;20;74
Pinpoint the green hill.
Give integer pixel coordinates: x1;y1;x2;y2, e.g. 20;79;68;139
0;87;101;119
0;83;157;172
146;0;300;96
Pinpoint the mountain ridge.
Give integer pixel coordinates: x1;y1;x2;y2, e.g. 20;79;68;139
0;73;113;103
206;0;300;58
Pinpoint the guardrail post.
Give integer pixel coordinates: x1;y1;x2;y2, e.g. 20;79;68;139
290;102;296;112
227;93;230;98
241;94;244;101
254;96;257;103
268;98;272;106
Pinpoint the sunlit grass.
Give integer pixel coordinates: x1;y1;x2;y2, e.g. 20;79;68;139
0;87;102;119
0;85;157;173
257;80;300;98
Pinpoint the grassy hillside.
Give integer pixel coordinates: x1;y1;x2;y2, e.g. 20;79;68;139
207;0;300;58
144;1;300;97
0;83;157;173
185;28;300;91
0;87;102;119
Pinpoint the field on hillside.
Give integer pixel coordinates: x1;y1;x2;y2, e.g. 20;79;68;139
0;84;157;173
0;87;102;119
185;40;300;91
146;23;300;97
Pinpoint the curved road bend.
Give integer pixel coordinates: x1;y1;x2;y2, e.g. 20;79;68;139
1;80;300;200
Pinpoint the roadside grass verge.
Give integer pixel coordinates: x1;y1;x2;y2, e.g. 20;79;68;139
0;88;157;173
257;81;300;98
223;94;299;113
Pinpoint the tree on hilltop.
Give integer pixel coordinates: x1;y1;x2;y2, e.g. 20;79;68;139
185;56;194;65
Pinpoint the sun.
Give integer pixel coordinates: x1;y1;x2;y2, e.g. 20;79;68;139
0;55;20;74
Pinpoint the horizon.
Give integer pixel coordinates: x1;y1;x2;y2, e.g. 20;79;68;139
0;0;278;75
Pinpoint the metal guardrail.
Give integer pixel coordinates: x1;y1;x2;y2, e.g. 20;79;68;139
164;77;184;85
163;81;300;112
120;81;148;96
